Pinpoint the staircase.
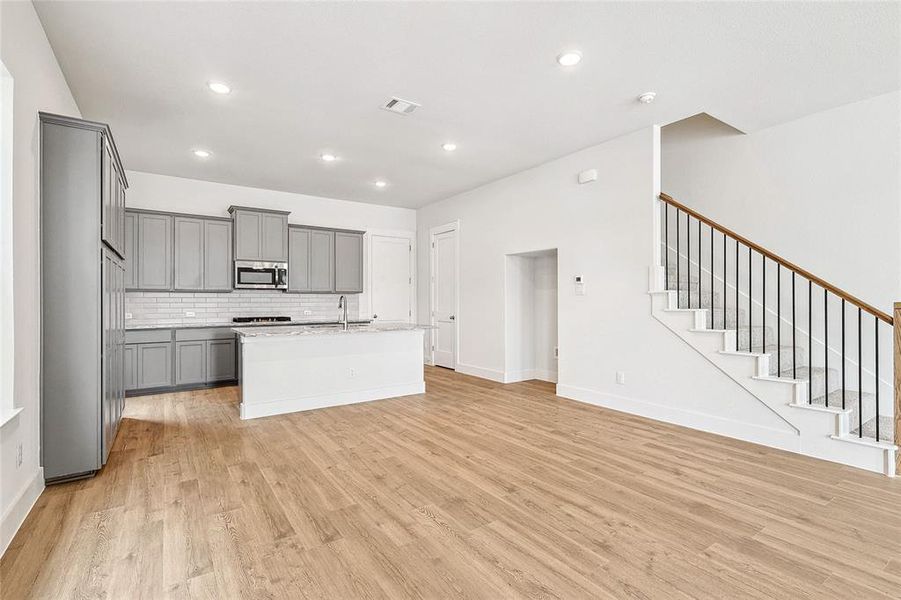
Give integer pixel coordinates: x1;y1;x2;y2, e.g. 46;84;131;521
650;193;897;476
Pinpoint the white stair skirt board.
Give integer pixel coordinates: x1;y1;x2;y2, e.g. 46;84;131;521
649;265;896;476
1;467;44;557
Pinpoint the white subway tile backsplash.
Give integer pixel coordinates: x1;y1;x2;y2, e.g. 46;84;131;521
125;290;359;327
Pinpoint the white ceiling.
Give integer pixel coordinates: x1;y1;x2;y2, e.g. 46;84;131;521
35;1;900;209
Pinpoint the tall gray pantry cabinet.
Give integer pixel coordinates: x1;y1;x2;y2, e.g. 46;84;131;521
40;113;127;483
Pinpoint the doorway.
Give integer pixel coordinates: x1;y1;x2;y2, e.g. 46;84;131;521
429;222;459;369
368;232;414;323
504;249;558;384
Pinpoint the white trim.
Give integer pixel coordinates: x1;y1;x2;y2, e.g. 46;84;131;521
240;381;425;420
429;220;461;368
556;384;800;452
455;362;505;382
0;407;22;429
362;228;417;323
0;468;44;558
0;61;14;417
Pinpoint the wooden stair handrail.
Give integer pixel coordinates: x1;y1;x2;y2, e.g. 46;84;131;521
659;193;893;325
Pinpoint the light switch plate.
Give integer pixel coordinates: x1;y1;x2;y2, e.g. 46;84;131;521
616;371;625;385
185;311;196;317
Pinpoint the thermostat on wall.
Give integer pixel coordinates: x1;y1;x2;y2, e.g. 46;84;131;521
574;275;585;296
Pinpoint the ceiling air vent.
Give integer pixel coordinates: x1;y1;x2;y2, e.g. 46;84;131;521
381;96;421;116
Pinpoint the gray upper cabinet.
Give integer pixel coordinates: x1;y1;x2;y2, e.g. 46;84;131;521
203;219;233;290
288;226;364;293
233;210;262;260
230;206;289;262
261;213;288;262
335;231;364;293
137;213;173;290
310;229;335;292
288;227;311;292
174;217;203;290
123;212;137;289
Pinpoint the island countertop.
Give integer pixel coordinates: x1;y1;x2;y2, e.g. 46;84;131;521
232;322;432;338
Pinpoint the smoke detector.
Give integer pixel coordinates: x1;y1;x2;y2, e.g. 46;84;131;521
638;92;657;104
381;97;421;115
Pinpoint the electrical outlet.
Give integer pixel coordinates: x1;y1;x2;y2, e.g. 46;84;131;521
303;310;312;316
125;312;133;320
185;311;196;317
16;443;23;468
616;371;625;385
554;346;559;359
349;368;356;378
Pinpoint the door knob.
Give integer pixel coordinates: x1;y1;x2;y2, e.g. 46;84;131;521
373;314;378;319
449;315;455;320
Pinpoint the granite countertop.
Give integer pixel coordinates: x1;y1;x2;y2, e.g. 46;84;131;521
233;322;433;338
126;319;371;331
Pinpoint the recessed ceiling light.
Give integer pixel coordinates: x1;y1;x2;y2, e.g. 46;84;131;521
638;92;657;104
556;51;582;67
192;149;211;158
320;153;338;162
207;81;231;94
442;142;457;152
374;180;388;188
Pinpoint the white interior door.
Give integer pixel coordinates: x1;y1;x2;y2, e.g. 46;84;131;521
432;228;457;369
370;234;412;322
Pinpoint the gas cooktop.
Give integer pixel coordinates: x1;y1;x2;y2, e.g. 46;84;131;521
232;316;292;323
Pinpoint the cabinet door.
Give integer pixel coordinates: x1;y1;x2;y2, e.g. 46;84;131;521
288;228;311;292
124;211;137;288
206;339;236;382
117;176;126;258
174;217;204;290
203;220;233;290
124;344;137;391
175;341;206;385
234;210;262;260
137;343;172;388
261;213;288;262
309;230;335;292
137;213;173;290
335;232;364;293
101;138;115;252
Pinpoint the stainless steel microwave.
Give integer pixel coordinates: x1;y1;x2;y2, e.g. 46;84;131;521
234;261;288;289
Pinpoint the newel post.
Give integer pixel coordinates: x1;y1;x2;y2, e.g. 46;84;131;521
894;302;900;473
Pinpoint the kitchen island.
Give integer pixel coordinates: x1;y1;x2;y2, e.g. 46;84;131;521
233;323;429;419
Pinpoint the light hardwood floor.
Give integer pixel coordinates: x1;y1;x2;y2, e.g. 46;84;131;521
2;366;901;599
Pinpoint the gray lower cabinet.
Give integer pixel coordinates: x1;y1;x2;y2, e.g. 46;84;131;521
126;327;236;393
207;339;236;381
137;343;173;388
137;213;173;289
124;344;137;390
175;341;206;385
174;217;204;290
335;231;364;293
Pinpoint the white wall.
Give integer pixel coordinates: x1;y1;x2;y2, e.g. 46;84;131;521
662;91;901;313
417;126;795;446
0;0;81;556
125;170;416;232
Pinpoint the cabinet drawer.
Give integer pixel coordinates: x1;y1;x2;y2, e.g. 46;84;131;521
175;327;236;341
126;329;173;344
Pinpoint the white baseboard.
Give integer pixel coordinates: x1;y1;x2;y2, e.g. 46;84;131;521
1;467;44;558
455;362;505;382
504;368;559;384
240;381;425;420
556;384;799;452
